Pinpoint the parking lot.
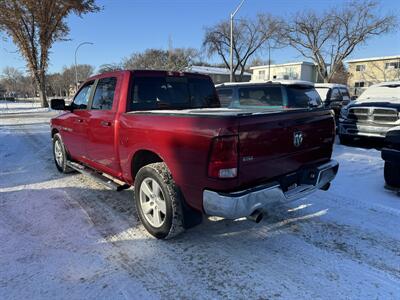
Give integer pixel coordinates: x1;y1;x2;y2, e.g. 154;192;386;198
0;106;399;299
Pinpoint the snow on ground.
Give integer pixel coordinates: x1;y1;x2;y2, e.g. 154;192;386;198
0;101;50;115
0;106;399;300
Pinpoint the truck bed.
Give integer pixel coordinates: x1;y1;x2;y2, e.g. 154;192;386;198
120;108;335;210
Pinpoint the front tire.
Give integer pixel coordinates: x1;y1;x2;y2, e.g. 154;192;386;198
134;162;185;239
384;161;400;188
53;133;73;173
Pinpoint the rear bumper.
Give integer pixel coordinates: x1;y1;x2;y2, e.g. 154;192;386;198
339;120;394;138
382;147;400;163
203;160;339;219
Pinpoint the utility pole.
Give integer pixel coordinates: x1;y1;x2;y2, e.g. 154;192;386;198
230;0;246;82
74;42;93;90
268;43;271;80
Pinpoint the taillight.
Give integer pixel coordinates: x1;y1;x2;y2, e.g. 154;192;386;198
208;135;238;179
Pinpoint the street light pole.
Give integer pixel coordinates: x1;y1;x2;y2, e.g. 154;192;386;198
230;0;246;82
74;42;93;89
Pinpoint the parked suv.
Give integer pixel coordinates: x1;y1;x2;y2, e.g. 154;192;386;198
314;83;351;117
338;82;400;144
216;80;322;109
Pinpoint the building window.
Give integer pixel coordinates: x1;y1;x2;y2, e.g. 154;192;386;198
354;82;365;88
259;70;265;80
385;62;400;69
355;65;366;72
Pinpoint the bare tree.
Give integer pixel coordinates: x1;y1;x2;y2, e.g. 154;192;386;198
283;0;397;83
203;14;283;81
123;48;198;71
1;66;23;96
47;72;64;97
0;0;100;107
0;67;37;98
98;63;122;74
329;62;349;85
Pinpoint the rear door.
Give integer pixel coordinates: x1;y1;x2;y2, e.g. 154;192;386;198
86;76;120;175
61;81;94;160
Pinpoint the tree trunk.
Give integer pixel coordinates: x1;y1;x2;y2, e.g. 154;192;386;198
36;72;48;108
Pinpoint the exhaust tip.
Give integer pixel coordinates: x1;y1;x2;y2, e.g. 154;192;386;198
247;209;264;223
320;182;331;191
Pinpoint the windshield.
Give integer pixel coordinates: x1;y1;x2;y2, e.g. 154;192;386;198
315;87;330;101
128;76;220;111
358;84;400;101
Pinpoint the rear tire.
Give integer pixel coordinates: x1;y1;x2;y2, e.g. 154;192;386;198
339;134;353;145
53;133;73;173
384;161;400;188
134;162;185;239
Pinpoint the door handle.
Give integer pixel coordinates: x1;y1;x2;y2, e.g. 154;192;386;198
100;121;112;127
77;119;84;123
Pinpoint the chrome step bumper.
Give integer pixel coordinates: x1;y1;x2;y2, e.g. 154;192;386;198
203;160;339;219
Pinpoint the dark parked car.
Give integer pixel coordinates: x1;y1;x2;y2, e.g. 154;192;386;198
382;126;400;188
314;83;351;117
339;82;400;144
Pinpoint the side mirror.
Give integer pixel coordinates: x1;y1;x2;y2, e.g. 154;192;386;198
50;98;67;110
351;95;358;100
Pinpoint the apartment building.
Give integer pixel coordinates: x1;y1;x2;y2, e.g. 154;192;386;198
346;55;400;95
250;61;321;82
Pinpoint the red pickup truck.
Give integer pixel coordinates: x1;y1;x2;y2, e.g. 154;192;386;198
50;70;338;239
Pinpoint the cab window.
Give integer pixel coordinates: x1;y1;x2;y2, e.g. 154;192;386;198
92;77;117;110
72;81;94;110
217;88;233;107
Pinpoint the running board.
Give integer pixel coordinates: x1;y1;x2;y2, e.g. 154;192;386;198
67;161;131;191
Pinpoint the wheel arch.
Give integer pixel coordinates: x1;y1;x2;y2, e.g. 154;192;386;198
131;149;164;179
51;128;59;138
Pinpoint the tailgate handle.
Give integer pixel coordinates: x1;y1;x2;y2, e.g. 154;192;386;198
100;121;111;127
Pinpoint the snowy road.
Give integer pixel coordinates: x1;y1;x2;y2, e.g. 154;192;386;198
1;108;399;299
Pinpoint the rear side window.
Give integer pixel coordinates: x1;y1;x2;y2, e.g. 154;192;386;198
330;88;341;100
128;76;219;111
217;88;233;107
72;81;94;110
92;77;117;110
238;86;283;107
339;88;350;100
286;85;322;108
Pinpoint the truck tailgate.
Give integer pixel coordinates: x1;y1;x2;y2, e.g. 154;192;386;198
238;109;335;188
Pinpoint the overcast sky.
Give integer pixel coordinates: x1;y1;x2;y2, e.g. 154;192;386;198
1;0;399;74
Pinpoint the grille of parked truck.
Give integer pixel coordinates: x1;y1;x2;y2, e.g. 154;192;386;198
339;81;400;144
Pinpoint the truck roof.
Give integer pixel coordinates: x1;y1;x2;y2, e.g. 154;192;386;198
314;83;348;89
88;69;212;81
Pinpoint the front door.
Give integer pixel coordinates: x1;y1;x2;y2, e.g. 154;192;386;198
61;81;94;160
86;76;120;176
